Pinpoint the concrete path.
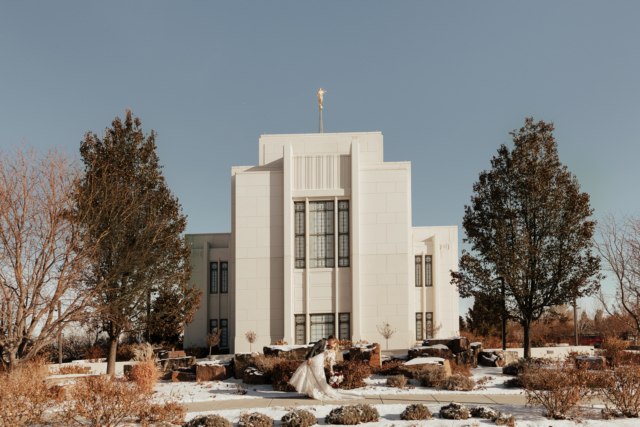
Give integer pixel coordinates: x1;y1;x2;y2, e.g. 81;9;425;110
185;394;528;413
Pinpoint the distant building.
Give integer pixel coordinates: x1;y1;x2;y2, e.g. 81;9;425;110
184;132;459;353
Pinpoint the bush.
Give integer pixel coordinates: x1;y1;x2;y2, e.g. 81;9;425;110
116;343;136;361
439;402;471;420
238;412;274;427
371;359;403;376
504;376;523;388
520;360;596;420
84;345;107;362
52;364;91;375
325;404;379;425
415;366;447;387
470;406;499;420
281;409;317;427
450;361;472;378
137;401;186;427
400;403;433;420
386;374;406;389
495;412;517;426
127;359;160;394
600;365;640;418
270;360;302;392
184;414;232;427
442;374;476;391
183;345;210;359
0;373;55;427
332;361;372;390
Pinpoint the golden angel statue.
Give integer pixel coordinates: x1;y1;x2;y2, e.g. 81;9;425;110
317;88;327;109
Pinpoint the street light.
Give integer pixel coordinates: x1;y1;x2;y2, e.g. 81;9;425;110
494;277;507;351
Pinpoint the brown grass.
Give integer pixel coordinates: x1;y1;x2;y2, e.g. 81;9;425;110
386;375;406;389
0;374;55;427
442;374;476;391
127;359;161;394
450;361;473;377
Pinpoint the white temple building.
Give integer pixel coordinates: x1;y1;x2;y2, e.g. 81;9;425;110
184;131;459;353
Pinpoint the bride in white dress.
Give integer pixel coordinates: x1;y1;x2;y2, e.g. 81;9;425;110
289;335;359;400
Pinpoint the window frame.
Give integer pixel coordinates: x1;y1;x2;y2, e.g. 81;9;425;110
220;319;229;348
295;315;306;345
425;312;433;339
295;202;305;269
210;262;218;294
415;256;422;287
338;201;350;267
416;313;423;341
309;201;334;268
425;255;432;287
338;313;350;341
310;313;335;342
221;262;228;293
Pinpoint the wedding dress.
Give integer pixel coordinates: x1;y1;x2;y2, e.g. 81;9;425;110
289;348;360;400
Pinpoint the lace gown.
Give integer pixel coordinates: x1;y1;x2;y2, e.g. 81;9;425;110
289;348;359;400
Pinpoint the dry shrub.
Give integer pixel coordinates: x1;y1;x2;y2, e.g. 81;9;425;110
520;360;596;419
256;355;284;380
371;359;403;376
415;366;447;387
84;345;107;362
331;361;372;390
450;361;472;377
354;404;379;423
281;409;317;427
185;414;233;427
600;365;640;418
116;343;136;361
238;412;273;427
275;339;289;346
53;364;91;375
137;401;186;427
495;412;517;426
128;360;160;394
386;374;406;389
400;403;433;420
325;406;360;425
270;360;302;391
599;337;630;366
184;345;209;359
0;373;55;427
439;402;471;420
338;339;353;351
504;376;523;388
470;406;499;419
459;330;502;349
442;374;476;391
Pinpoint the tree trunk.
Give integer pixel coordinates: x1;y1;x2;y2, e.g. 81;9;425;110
106;337;118;375
523;320;532;359
7;348;19;373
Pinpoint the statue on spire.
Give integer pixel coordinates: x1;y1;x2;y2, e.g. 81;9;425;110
317;88;327;110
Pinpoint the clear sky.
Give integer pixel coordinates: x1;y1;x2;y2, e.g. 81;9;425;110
1;1;639;317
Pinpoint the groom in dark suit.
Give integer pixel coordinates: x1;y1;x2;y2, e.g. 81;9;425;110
305;334;337;365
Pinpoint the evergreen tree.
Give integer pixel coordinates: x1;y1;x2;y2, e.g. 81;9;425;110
465;292;504;337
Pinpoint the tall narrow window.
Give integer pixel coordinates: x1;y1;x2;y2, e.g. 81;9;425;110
425;255;432;286
310;314;335;342
295;315;306;345
210;262;218;294
220;319;228;348
221;262;228;293
416;313;423;340
425;312;433;339
209;319;218;334
415;256;422;287
309;201;334;268
338;201;349;267
295;203;305;268
339;313;350;341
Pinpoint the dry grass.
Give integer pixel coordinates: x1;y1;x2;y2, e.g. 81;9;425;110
450;361;473;377
414;366;447;387
0;373;55;427
442;374;476;391
52;364;91;375
127;343;161;394
386;374;407;389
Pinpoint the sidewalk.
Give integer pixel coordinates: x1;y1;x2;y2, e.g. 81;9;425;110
185;394;528;413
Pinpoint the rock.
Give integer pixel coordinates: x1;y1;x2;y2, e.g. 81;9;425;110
196;364;232;381
409;345;454;360
478;351;503;367
47;384;73;401
439;402;471;420
455;349;477;368
159;350;187;359
470;406;499;420
234;353;262;379
160;356;195;372
372;344;381;354
263;345;312;361
494;350;518;366
44;373;103;387
369;353;381;368
243;368;266;385
423;337;470;354
470;342;484;357
399;358;451;379
172;371;196;382
349;344;378;362
575;355;606;370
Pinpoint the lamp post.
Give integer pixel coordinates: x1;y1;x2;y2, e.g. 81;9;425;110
494;277;507;351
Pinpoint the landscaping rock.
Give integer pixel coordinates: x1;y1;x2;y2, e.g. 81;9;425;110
478;350;518;367
408;345;454;360
575;355;606;370
349;343;378;362
196;364;232;381
494;350;518;366
234;353;262;379
369;352;382;368
160;356;196;372
399;358;451;379
455;349;477;368
263;345;313;360
243;367;266;385
159;350;186;359
470;342;484;357
44;373;103;387
471;406;499;420
172;371;196;382
439;402;471;420
424;337;470;354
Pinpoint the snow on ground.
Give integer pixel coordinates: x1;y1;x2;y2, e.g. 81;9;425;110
186;402;639;426
154;366;522;403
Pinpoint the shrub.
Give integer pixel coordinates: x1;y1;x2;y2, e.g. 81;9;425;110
127;359;161;394
332;361;372;390
450;361;472;378
184;345;210;359
354;404;379;423
137;401;186;427
386;374;406;389
414;366;447;387
443;374;476;391
504;376;523;388
256;355;285;380
400;403;433;420
520;360;596;420
238;412;274;427
325;406;361;425
371;359;403;376
495;412;517;426
84;345;107;362
184;414;233;427
600;365;640;418
470;406;499;420
53;364;92;375
116;343;136;361
439;402;471;420
0;374;55;427
270;360;302;391
281;409;317;427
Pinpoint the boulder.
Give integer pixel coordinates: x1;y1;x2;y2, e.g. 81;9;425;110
455;349;476;368
494;350;518;366
478;350;518;367
349;343;378;362
423;337;470;354
160;356;196;372
243;368;266;385
196;364;233;381
470;342;484;357
575;355;606;370
399;358;451;379
409;345;454;360
172;371;196;382
234;353;262;379
439;402;471;420
369;353;381;368
263;345;312;360
159;350;187;359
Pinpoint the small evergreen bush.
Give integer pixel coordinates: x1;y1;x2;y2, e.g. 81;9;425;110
439;402;471;420
494;412;517;426
400;404;433;421
280;409;317;427
183;414;233;427
238;412;273;427
470;406;499;420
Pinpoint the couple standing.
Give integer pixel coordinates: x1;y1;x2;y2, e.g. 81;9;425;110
288;335;359;400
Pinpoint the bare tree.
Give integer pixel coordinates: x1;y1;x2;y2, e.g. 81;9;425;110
204;329;222;356
0;146;134;371
245;331;257;352
595;212;640;338
376;322;396;350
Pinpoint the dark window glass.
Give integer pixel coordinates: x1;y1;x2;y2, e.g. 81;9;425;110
425;256;432;287
425;312;433;339
309;201;334;268
310;314;335;342
295;203;305;268
415;256;422;287
338;201;349;267
210;262;218;294
416;313;423;340
221;262;228;293
220;319;228;348
209;319;218;334
295;315;306;345
339;313;350;341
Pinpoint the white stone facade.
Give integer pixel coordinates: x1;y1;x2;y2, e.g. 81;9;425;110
184;132;459;353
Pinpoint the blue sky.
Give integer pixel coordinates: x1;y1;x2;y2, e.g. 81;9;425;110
1;2;639;317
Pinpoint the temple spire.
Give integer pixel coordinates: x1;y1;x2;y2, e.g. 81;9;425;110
317;88;327;133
